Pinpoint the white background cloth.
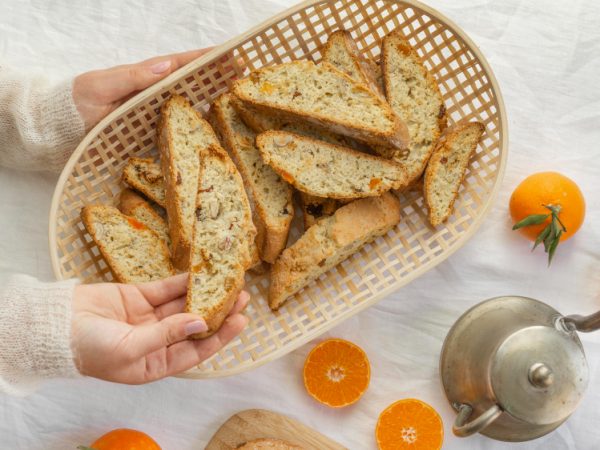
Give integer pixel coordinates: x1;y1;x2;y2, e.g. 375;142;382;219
1;0;599;448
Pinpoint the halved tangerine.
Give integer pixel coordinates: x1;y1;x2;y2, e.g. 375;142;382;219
376;399;444;450
303;338;370;408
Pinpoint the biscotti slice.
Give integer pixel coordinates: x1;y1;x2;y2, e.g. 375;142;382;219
118;188;170;248
81;205;175;283
322;30;382;96
424;121;485;226
210;93;294;264
122;157;166;207
238;438;304;449
256;131;409;200
381;31;447;183
230;95;366;151
232;60;409;149
157;94;220;270
270;192;401;309
298;192;340;229
187;144;256;338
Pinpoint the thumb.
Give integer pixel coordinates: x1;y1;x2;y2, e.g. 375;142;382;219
126;313;208;358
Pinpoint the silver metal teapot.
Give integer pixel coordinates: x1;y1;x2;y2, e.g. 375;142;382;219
440;295;600;441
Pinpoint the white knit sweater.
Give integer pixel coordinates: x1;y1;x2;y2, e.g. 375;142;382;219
0;65;86;394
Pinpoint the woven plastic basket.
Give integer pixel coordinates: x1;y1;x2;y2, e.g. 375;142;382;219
50;0;507;378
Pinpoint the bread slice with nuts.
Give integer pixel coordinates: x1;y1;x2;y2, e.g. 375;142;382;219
122;157;166;207
209;93;294;264
270;192;401;310
424;121;485;226
231;96;363;150
322;30;382;96
232;60;409;149
380;30;447;183
256;131;409;200
187;144;256;338
81;205;175;283
118;188;170;248
157;94;221;270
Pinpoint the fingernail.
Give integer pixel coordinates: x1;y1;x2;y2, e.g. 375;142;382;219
150;60;172;74
239;290;251;303
184;320;208;336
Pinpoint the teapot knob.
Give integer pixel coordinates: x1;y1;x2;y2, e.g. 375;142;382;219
528;362;554;388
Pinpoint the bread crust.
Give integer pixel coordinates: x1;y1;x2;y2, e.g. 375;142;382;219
256;130;409;199
81;205;174;283
381;30;447;183
232;60;409;150
210;93;294;264
424;121;485;226
269;193;401;310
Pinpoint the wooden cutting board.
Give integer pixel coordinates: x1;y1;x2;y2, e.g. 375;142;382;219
205;409;346;450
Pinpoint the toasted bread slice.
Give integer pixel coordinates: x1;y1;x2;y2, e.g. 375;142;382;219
81;205;175;283
237;438;304;449
270;192;401;309
381;31;447;183
322;30;382;96
157;94;220;270
424;121;485;226
232;60;409;149
118;188;170;248
231;96;364;150
187;144;256;338
122;157;166;207
256;131;408;200
209;93;294;264
298;192;340;229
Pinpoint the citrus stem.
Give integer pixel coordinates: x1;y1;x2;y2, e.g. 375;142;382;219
512;204;565;265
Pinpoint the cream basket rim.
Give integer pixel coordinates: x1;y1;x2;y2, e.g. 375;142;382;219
49;0;508;379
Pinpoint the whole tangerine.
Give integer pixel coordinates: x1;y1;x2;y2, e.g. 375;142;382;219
509;171;585;264
78;428;161;450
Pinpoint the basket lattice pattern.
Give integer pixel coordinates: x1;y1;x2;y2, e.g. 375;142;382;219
51;0;506;377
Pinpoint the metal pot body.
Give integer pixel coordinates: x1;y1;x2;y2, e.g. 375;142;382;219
440;296;589;442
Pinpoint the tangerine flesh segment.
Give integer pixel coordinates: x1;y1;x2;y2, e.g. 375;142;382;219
303;338;370;408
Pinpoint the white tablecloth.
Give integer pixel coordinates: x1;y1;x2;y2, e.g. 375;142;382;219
1;1;600;448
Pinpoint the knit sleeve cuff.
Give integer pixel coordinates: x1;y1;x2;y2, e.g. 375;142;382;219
38;79;86;171
0;275;81;395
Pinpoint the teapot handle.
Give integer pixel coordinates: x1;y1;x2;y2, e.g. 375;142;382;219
453;403;502;437
563;311;600;332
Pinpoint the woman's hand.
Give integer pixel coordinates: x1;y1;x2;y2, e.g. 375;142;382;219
73;49;212;130
71;273;249;384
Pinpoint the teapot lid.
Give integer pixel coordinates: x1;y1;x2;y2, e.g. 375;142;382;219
491;324;588;425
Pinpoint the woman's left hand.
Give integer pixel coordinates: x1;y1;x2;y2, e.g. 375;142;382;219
72;49;212;130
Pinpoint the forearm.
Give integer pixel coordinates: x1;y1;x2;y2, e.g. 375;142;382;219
0;274;81;395
0;65;85;172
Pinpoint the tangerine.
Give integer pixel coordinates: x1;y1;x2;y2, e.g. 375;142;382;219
303;338;370;408
79;428;161;450
376;399;443;450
